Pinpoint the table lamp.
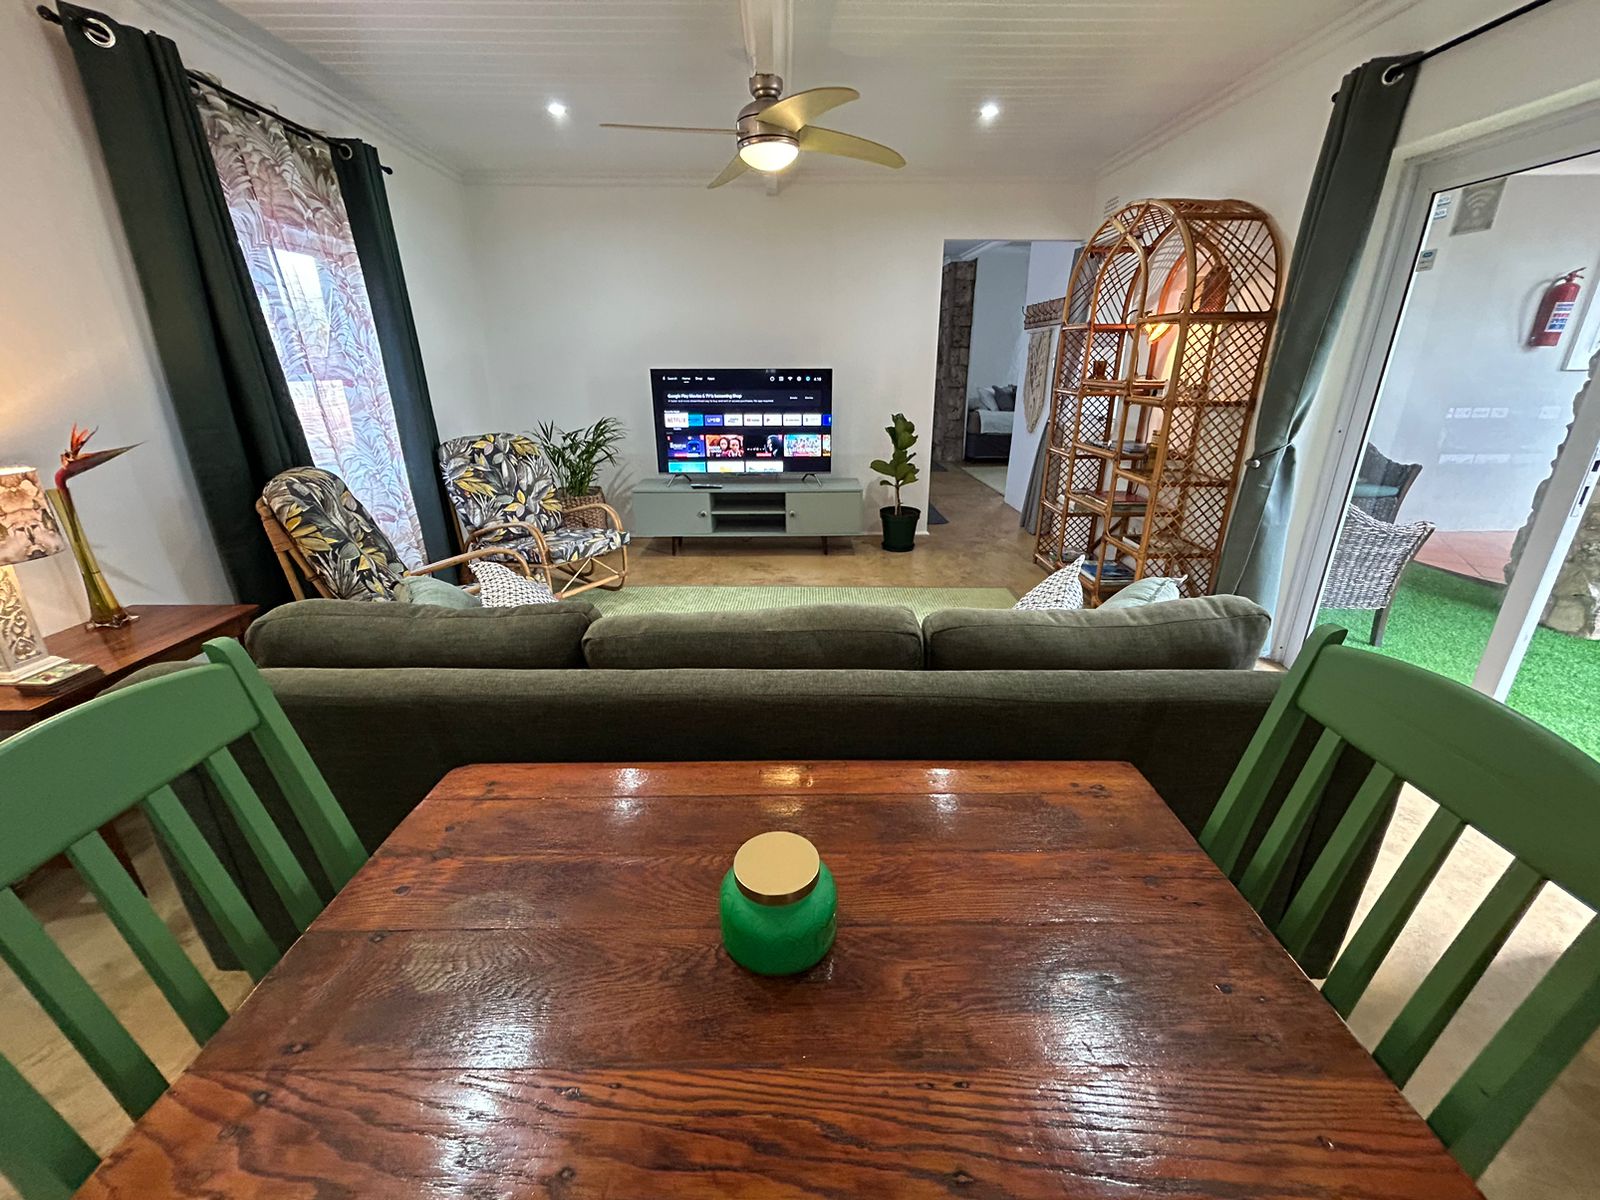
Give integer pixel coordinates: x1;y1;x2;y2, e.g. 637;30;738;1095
0;466;95;689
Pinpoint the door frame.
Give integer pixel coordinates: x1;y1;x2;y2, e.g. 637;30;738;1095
1274;98;1600;682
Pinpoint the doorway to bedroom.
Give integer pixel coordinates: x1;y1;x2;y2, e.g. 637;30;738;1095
929;239;1080;531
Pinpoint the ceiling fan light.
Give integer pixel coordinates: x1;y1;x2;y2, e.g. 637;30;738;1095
739;136;799;173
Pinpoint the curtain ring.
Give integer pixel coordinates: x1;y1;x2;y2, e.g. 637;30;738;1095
337;143;354;160
1248;458;1262;469
1380;61;1408;86
81;15;116;47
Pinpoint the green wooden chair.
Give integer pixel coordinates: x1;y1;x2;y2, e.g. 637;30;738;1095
1201;625;1600;1178
0;638;365;1200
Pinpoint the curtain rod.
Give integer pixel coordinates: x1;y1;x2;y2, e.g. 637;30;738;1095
37;5;392;174
1382;0;1555;83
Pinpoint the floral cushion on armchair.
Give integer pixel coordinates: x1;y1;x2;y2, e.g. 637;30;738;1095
439;432;564;546
262;467;408;601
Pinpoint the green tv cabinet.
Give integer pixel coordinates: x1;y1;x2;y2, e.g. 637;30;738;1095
630;475;864;554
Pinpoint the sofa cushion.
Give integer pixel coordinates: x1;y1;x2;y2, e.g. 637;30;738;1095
246;598;599;669
583;604;924;670
923;595;1269;670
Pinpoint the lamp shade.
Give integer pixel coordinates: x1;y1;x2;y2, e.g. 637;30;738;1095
0;467;66;565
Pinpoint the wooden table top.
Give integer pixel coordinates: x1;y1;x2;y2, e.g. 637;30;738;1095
0;603;256;728
82;761;1482;1199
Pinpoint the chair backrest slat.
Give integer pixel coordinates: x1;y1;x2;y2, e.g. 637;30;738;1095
0;1054;98;1200
1372;859;1543;1086
1201;625;1600;1177
1430;916;1600;1178
1275;762;1400;962
0;888;166;1118
206;640;365;889
140;785;280;981
1199;625;1344;874
1237;726;1345;909
1321;807;1465;1017
63;832;227;1045
0;636;364;1200
202;747;324;931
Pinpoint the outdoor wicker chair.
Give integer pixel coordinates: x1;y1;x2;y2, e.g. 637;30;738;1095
1352;444;1422;523
1322;503;1436;647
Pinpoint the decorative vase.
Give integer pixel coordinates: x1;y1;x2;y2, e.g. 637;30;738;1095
720;831;837;976
879;505;920;553
48;487;134;629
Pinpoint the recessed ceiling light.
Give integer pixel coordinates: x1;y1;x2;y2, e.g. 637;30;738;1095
546;101;568;119
979;102;1001;122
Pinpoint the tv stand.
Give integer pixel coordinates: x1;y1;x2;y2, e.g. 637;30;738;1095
631;476;863;553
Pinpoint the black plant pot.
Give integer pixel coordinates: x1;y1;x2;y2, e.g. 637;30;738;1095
880;505;920;553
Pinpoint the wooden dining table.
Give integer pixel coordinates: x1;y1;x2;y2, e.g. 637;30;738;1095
81;760;1483;1198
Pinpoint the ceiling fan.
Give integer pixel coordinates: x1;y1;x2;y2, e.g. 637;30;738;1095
599;73;906;189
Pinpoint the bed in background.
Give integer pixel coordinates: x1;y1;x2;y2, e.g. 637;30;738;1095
965;383;1016;461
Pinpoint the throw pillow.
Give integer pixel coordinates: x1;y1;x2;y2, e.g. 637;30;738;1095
393;575;482;609
993;384;1017;411
970;386;998;411
1014;555;1086;610
1099;576;1187;609
471;560;556;607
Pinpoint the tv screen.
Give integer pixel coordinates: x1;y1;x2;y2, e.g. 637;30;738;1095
651;368;832;475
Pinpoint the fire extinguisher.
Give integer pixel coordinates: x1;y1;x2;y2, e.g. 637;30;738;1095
1529;269;1584;347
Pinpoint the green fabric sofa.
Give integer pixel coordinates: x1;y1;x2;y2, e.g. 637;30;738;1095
131;595;1375;975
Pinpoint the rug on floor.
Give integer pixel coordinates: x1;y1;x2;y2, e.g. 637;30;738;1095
1319;562;1599;760
585;585;1016;619
927;504;948;525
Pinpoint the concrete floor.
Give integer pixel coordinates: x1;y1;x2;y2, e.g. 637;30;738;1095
3;467;1595;1199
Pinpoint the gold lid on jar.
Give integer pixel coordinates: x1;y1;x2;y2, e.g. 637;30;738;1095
733;831;820;906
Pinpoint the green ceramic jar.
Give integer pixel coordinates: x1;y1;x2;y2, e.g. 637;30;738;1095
720;831;837;975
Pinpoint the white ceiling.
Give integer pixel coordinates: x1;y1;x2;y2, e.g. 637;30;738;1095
215;0;1376;183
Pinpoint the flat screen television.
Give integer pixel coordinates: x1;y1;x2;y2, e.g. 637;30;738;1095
651;368;832;476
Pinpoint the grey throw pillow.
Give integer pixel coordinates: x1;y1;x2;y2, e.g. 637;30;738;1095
993;384;1017;411
393;576;482;609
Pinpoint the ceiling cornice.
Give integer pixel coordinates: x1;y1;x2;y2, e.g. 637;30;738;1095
1094;0;1424;181
146;0;464;181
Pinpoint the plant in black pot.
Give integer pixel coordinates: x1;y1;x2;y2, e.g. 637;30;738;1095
871;413;921;552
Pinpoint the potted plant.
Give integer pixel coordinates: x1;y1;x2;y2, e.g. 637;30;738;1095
532;417;626;528
871;413;921;552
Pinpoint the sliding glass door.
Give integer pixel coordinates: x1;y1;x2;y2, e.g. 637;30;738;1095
1284;115;1600;757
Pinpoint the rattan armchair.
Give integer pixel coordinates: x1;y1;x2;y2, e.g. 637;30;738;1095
439;432;629;598
257;467;533;601
1322;503;1435;647
1352;444;1422;523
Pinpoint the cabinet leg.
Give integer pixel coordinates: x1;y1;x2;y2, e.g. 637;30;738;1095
822;537;829;555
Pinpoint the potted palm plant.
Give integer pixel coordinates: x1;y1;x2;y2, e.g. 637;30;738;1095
533;417;626;528
871;413;921;552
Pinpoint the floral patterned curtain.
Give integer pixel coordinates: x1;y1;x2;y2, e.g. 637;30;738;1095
195;93;427;566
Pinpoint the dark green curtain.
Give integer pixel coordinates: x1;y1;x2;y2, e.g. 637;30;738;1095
59;3;310;607
1216;56;1419;617
331;140;455;563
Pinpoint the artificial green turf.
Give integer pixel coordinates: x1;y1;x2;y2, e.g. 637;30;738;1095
1318;563;1600;761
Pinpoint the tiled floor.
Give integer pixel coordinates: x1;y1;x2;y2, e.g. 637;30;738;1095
1416;529;1516;584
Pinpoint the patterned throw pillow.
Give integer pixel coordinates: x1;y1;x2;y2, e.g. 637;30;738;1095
470;560;556;607
1014;556;1086;610
1099;576;1188;609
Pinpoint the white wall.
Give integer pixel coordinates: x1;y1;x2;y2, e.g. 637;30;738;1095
1367;173;1600;531
1004;240;1078;511
1089;0;1600;618
460;181;1089;530
0;0;486;634
963;244;1029;406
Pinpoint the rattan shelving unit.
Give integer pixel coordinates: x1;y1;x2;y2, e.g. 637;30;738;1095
1032;199;1282;604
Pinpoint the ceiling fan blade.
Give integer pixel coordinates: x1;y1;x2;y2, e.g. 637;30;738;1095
755;86;859;132
599;123;733;136
797;126;906;169
708;154;752;189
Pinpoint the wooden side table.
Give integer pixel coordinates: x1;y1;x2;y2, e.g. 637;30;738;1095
2;604;258;889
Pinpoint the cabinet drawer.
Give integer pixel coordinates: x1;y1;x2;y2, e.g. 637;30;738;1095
785;490;863;536
631;490;714;536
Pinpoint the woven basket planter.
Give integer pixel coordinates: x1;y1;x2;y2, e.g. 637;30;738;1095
558;487;608;529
